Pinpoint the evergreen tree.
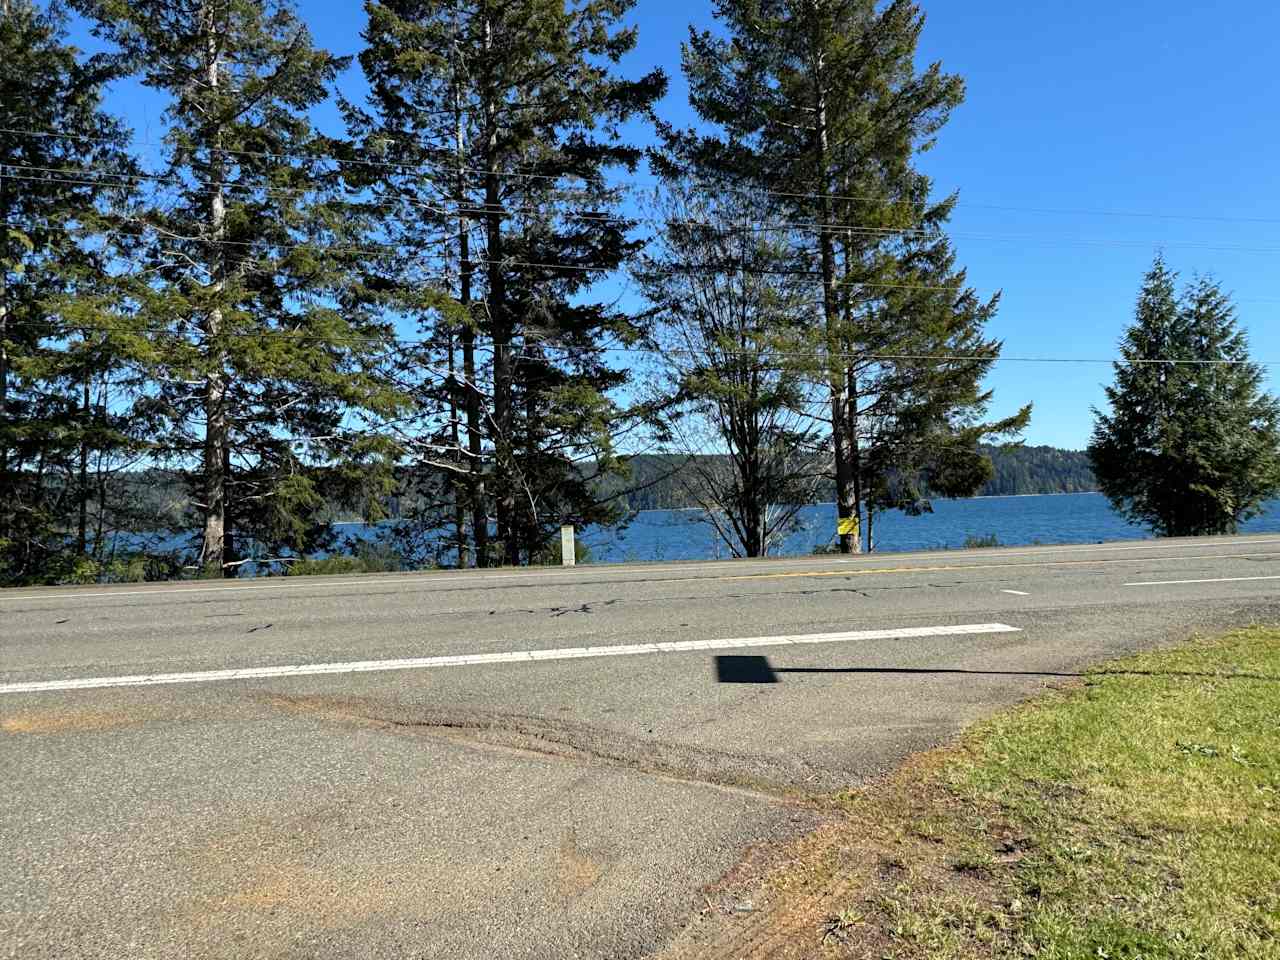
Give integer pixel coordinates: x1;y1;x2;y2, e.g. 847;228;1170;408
72;0;408;576
0;0;142;583
351;0;665;566
340;0;485;568
672;0;1028;552
1090;259;1280;536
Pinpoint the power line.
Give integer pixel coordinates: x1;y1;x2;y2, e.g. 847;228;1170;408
0;164;610;219
0;126;612;177
7;318;1278;366
0;163;918;240
12;166;1280;279
0;128;634;187
0;173;986;284
7;126;1280;226
8;171;1280;322
9;163;1280;259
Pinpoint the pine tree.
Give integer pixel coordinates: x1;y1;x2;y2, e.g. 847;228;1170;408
72;0;408;576
672;0;1028;552
1090;259;1280;536
0;0;141;583
344;0;497;567
351;0;666;566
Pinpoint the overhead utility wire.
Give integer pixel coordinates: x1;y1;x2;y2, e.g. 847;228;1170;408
10;162;1280;258
7;318;1277;366
6;126;1280;225
11;170;1280;301
9;167;1280;262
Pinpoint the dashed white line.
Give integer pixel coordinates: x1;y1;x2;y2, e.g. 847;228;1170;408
1124;575;1280;587
0;622;1020;695
1001;590;1030;596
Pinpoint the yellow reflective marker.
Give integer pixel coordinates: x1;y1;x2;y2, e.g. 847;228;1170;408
837;515;859;537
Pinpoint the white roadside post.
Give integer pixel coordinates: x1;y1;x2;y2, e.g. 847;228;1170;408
560;524;576;566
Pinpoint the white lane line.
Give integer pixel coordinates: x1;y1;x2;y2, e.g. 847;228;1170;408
1124;575;1280;587
0;622;1020;695
1001;590;1030;596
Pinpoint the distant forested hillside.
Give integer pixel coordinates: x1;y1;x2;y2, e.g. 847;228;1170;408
978;445;1097;496
105;445;1094;531
605;445;1096;512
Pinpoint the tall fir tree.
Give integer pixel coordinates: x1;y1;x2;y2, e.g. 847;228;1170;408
1090;259;1280;536
671;0;1027;552
0;0;143;583
72;0;408;576
350;0;666;566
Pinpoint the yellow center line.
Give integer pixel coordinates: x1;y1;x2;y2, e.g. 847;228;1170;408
694;551;1280;583
5;548;1277;604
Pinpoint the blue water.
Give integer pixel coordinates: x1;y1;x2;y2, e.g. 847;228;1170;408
576;493;1280;563
110;493;1280;570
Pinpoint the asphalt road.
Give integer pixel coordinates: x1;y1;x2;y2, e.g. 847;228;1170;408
4;535;1280;959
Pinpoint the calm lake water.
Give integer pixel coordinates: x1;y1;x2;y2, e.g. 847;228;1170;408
574;493;1280;563
120;492;1280;570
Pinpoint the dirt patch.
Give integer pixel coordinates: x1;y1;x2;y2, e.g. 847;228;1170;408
657;749;1014;960
557;828;604;899
186;861;415;941
179;801;442;945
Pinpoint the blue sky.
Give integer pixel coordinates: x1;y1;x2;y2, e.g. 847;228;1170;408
68;0;1280;450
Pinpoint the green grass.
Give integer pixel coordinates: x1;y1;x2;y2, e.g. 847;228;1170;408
806;627;1280;959
958;628;1280;959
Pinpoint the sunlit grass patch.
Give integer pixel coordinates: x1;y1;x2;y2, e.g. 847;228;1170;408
697;626;1280;960
858;626;1280;959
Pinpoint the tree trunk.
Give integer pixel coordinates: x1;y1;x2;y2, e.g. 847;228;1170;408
0;166;9;544
849;365;864;551
446;328;467;568
811;47;860;554
93;379;108;565
522;347;541;564
200;6;230;577
77;375;89;556
446;80;465;569
481;11;516;566
461;326;487;566
222;440;235;573
455;80;488;567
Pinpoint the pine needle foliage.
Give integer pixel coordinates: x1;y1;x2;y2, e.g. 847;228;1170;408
71;0;410;576
1090;256;1280;537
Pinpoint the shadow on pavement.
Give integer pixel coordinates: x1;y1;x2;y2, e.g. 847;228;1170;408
712;655;1279;684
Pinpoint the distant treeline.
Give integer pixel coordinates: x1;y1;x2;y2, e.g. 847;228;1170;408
109;444;1094;532
606;446;1097;513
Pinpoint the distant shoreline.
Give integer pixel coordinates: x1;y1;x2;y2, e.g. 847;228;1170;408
332;491;1105;526
626;490;1103;518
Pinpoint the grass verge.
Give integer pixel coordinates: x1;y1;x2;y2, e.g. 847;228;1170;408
672;627;1280;960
